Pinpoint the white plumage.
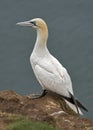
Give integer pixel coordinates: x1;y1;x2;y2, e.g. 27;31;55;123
17;18;87;115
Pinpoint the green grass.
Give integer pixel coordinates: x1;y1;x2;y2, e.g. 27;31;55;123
7;115;56;130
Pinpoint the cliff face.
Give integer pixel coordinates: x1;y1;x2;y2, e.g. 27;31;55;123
0;90;93;130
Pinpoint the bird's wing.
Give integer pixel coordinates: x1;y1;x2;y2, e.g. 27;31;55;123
50;55;73;94
34;56;73;97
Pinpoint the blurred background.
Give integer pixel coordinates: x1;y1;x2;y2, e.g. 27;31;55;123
0;0;93;120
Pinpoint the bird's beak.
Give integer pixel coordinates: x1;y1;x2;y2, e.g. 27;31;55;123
16;20;32;27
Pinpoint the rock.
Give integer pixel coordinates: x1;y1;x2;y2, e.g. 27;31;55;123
0;90;93;130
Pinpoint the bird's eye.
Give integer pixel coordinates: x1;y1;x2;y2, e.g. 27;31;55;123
30;21;36;26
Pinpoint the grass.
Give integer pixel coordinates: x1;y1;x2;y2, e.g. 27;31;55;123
7;115;56;130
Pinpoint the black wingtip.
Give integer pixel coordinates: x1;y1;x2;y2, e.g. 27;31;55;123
61;92;88;112
76;99;88;112
69;92;88;112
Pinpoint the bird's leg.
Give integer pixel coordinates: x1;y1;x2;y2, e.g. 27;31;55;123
31;89;47;99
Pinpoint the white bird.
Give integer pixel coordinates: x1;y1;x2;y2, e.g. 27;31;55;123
16;18;87;115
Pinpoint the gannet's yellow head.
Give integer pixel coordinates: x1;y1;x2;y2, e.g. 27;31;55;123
17;18;48;41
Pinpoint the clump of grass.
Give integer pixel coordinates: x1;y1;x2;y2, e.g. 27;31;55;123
7;115;56;130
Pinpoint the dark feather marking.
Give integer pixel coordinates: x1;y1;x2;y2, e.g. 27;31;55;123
61;92;88;113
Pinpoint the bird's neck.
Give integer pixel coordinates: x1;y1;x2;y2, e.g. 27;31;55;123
33;27;48;53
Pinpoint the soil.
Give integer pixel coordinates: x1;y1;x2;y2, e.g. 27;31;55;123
0;90;93;130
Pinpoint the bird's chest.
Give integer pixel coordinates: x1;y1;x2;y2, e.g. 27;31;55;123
30;53;39;68
30;52;45;70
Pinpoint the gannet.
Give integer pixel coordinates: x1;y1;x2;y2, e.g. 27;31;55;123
16;18;88;115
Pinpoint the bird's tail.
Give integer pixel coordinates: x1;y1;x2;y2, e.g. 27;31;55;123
62;92;88;115
65;100;83;115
